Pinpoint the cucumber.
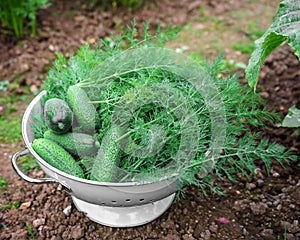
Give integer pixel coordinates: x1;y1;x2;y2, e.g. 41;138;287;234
67;85;99;133
44;98;73;134
90;129;120;182
32;138;84;178
44;130;100;157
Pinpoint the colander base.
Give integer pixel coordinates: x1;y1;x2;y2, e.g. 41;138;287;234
72;193;175;227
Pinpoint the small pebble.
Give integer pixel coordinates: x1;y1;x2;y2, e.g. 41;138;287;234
273;200;280;206
71;226;85;239
289;204;296;209
261;92;269;98
272;172;280;177
257;179;264;187
246;183;256;190
20;201;31;209
30;85;38;93
254;168;264;179
33;218;45;228
88;225;96;232
48;44;55;51
281;187;290;193
242;228;249;236
183;208;188;215
250;202;268;215
204;230;211;240
276;204;282;211
286;233;294;240
261;228;273;236
209;224;218;233
292;220;299;226
63;205;72;216
280;221;291;229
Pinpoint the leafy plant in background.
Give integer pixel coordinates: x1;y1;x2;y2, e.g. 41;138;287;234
0;0;50;37
0;176;8;190
90;0;143;10
245;0;300;128
0;80;9;91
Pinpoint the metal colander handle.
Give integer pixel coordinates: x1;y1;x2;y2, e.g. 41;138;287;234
11;148;57;184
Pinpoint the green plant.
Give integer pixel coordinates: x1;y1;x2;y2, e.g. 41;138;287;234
220;59;247;72
277;227;287;240
27;224;35;239
0;177;8;190
232;20;266;55
0;80;9;91
13;201;21;209
1;200;22;210
0;0;50;37
232;43;255;54
0;114;22;143
90;0;143;10
116;0;143;9
245;0;300;128
34;21;297;195
19;154;40;171
246;20;266;39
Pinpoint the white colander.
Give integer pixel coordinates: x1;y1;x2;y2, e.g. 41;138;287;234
11;91;177;227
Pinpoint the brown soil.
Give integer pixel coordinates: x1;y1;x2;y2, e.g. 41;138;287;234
0;0;299;239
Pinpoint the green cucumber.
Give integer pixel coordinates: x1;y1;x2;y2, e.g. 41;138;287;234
44;130;100;157
32;138;84;178
44;98;73;134
90;129;120;182
67;85;98;132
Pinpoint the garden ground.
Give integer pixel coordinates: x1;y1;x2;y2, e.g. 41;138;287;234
0;0;299;239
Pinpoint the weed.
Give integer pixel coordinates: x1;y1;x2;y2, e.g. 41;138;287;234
277;227;287;240
0;80;9;91
0;114;22;144
19;154;40;171
198;6;206;15
13;201;21;209
90;0;144;10
232;43;255;54
27;225;35;239
220;59;247;72
0;177;8;190
1;201;22;210
0;0;50;37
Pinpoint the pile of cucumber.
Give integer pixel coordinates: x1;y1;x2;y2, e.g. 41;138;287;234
32;85;119;181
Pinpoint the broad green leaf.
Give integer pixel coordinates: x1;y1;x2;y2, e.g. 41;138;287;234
246;0;300;89
282;105;300;127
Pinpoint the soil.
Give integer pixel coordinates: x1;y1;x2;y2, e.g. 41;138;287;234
0;0;299;239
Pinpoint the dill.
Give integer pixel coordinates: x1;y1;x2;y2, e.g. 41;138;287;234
36;21;297;196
